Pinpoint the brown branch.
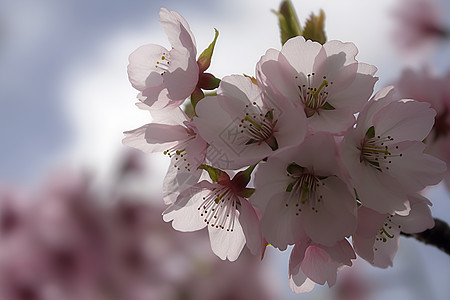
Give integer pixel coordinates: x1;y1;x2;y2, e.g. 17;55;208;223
401;218;450;256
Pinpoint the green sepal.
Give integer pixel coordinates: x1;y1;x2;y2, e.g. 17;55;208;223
365;126;375;139
265;109;274;120
265;135;279;151
322;102;335;110
368;160;382;171
245;138;256;145
302;10;327;44
198;164;230;184
190;87;205;114
286;162;304;175
286;182;295;192
272;0;302;45
237;187;255;198
198;72;220;90
197;28;219;74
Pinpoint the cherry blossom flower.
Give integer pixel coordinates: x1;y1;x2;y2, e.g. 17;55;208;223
341;86;446;215
253;133;357;250
194;75;306;169
289;237;355;293
163;165;264;261
127;8;198;109
353;194;434;268
256;36;378;134
395;68;450;189
123;105;207;204
392;0;447;59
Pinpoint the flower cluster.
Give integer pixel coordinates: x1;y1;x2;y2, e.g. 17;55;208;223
124;8;446;293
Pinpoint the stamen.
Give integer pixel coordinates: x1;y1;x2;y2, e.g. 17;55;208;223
359;127;403;172
155;52;171;75
240;106;279;150
285;165;325;215
197;187;239;231
296;73;334;117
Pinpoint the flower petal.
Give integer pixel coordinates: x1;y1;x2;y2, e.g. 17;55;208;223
301;245;339;287
207;219;245;261
239;198;264;257
260;192;307;250
162;186;207;231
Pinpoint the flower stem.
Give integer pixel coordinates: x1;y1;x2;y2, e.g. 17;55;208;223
401;218;450;256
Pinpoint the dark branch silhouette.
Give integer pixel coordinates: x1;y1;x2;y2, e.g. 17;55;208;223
401;218;450;256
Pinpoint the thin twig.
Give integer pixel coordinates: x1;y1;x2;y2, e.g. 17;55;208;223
401;218;450;256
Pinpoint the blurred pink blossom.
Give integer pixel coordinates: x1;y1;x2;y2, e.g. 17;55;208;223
392;0;448;59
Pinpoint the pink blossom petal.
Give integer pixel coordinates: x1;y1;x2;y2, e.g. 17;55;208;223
331;63;378;111
260;193;307;250
301;177;357;246
301;245;339;287
256;49;299;101
355;166;409;214
372;230;400;268
307;106;356;134
127;44;166;91
373;100;436;141
207;220;245;261
282;36;325;75
162;187;207;231
289;238;311;275
239;199;264;257
289;269;316;294
388;141;446;191
159;8;196;55
162;163;202;205
396;195;435;233
144;124;189;144
320;239;356;267
123;124;177;153
163;47;199;101
252;157;292;213
322;40;358;66
149;106;189;125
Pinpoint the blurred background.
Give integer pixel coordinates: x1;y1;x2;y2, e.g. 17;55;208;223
0;0;450;299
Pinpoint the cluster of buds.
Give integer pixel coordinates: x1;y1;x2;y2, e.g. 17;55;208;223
124;7;446;293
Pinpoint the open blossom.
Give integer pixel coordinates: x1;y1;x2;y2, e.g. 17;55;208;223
163;166;263;261
353;194;434;268
127;8;198;109
123;105;207;204
289;237;355;293
341;86;446;215
395;68;450;189
256;36;378;134
194;75;306;169
392;0;447;59
253;133;357;250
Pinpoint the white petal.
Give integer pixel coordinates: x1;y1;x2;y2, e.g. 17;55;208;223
239;198;264;257
260;193;306;251
282;36;324;75
301;177;357;246
301;245;339;286
207;219;245;261
163;187;207;231
127;44;166;91
373;100;436;141
123;124;177;153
